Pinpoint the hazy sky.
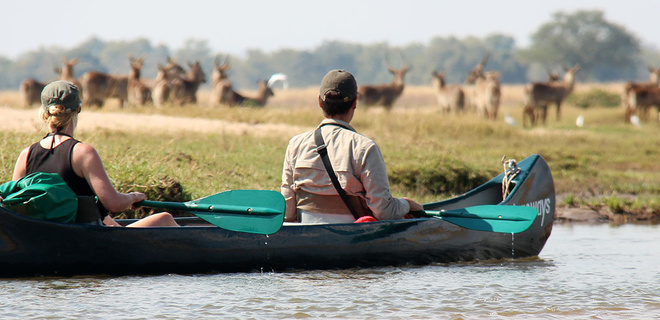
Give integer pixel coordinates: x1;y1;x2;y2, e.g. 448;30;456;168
1;0;659;60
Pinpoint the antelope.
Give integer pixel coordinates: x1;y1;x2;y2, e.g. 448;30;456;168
170;61;206;105
209;55;232;106
474;71;501;120
58;58;82;89
431;71;465;113
622;67;660;122
151;58;188;107
626;83;660;123
80;65;129;108
19;78;47;107
357;55;409;110
464;54;489;112
222;79;274;107
522;68;563;127
127;56;152;106
523;65;580;125
152;64;171;108
19;65;62;106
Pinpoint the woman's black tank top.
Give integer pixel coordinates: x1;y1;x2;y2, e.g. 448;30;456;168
25;135;95;196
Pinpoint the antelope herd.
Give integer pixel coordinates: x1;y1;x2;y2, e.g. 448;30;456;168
20;55;274;109
16;54;660;126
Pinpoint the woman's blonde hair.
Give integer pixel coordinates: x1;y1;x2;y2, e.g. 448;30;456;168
39;104;77;130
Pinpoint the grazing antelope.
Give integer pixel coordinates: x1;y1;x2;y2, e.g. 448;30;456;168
621;67;660;122
209;55;232;106
170;61;206;105
523;65;580;125
431;71;465;113
358;56;409;110
474;71;501;120
127;56;152;106
223;79;274;107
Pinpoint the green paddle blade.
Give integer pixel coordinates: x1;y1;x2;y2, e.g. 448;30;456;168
190;190;285;234
425;205;537;233
138;190;285;234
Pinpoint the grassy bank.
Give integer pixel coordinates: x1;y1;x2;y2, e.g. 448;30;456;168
1;83;659;220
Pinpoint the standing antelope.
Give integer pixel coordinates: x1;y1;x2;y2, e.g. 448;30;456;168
170;61;206;105
523;65;580;125
626;83;660;123
209;55;232;106
58;58;81;89
222;79;274;107
127;56;152;106
622;67;660;122
474;72;501;120
80;67;129;108
358;56;409;110
431;71;465;113
464;54;489;112
19;78;47;107
152;58;187;107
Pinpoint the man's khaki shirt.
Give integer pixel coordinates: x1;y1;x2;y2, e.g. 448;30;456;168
281;118;410;222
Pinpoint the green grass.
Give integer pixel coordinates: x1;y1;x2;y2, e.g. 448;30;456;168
2;85;660;219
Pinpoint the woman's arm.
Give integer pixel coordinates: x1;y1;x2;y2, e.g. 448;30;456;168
11;147;30;181
72;142;145;213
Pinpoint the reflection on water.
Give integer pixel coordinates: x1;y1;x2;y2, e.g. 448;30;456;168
0;224;659;319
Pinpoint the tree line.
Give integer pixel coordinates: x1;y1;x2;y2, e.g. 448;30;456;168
1;10;658;91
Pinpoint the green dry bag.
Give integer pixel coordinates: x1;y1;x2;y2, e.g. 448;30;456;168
0;172;78;223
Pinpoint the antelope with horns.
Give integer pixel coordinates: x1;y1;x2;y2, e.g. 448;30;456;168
209;55;232;106
474;71;501;120
127;55;152;106
464;54;489;112
170;61;206;105
58;58;82;89
358;54;409;110
621;67;660;122
222;79;274;107
431;71;465;113
151;57;187;107
523;65;580;125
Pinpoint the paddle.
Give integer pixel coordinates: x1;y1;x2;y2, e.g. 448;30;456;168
421;205;538;233
137;190;285;234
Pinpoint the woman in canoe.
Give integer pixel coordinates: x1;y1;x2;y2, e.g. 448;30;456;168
11;80;179;227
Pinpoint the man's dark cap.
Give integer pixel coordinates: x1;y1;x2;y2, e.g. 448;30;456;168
319;70;357;103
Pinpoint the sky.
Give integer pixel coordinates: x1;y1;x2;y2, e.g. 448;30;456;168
1;0;659;60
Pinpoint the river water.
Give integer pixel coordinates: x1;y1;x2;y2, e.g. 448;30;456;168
0;223;658;319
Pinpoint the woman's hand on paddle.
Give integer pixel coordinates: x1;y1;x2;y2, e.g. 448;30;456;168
130;192;146;210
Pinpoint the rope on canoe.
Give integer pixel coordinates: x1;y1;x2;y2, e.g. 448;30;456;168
501;155;520;201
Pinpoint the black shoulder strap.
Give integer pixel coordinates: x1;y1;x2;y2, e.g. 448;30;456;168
314;127;361;220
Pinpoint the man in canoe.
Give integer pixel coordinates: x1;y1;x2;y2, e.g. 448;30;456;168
281;69;423;223
11;80;179;227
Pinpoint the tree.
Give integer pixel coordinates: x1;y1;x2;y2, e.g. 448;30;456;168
520;10;641;81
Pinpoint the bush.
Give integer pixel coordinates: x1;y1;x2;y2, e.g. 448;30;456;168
566;89;620;109
390;159;495;196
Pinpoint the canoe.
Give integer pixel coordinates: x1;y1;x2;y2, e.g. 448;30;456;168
0;154;554;277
